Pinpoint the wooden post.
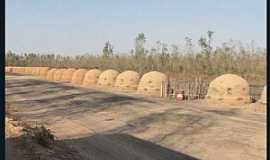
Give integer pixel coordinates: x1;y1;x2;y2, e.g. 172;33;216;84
195;78;197;100
164;81;167;98
160;81;163;97
188;80;190;100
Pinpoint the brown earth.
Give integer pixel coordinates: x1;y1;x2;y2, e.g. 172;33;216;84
5;74;266;160
5;116;83;160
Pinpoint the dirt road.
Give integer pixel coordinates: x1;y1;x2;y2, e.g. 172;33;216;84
5;74;266;160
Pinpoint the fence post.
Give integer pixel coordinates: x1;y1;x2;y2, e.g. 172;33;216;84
188;80;190;100
160;81;163;97
164;81;167;98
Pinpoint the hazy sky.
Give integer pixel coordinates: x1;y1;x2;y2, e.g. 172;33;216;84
6;0;266;55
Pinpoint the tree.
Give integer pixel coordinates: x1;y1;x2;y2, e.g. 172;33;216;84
155;40;162;54
198;30;214;57
134;33;147;73
102;41;113;58
147;47;156;70
134;33;146;60
160;42;170;68
184;37;194;55
171;44;179;58
197;31;215;75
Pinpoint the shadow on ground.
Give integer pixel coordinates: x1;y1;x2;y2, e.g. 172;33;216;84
64;133;200;160
6;77;157;123
6;133;199;160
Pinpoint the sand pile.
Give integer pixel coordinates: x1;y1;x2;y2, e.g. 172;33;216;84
82;69;102;87
97;69;119;88
114;70;140;91
137;71;167;97
206;74;251;106
71;69;88;85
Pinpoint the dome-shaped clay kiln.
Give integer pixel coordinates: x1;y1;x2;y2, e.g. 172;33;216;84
206;74;251;106
82;69;102;87
71;69;88;85
97;69;119;88
137;71;167;97
114;70;140;91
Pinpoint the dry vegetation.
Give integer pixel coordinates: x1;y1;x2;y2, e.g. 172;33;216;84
5;117;83;160
5;31;266;85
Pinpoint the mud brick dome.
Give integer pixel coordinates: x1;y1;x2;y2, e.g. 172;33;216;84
97;69;119;87
206;74;251;106
71;69;88;85
114;70;140;91
137;71;167;97
82;69;102;87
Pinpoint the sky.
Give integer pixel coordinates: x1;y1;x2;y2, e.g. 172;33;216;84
6;0;266;55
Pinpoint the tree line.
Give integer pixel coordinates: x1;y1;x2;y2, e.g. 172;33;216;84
6;31;266;84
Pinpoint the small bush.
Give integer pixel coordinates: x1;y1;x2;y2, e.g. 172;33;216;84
24;125;55;148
